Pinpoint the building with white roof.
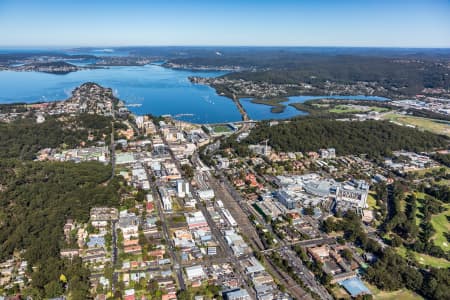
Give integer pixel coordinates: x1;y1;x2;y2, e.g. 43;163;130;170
186;211;208;230
223;288;251;300
185;265;206;281
198;189;215;200
159;187;172;211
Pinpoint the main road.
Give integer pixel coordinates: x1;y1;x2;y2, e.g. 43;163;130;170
196;190;256;298
192;154;312;300
146;166;186;291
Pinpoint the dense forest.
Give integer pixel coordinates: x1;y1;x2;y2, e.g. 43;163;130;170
0;114;117;159
167;50;450;96
0;108;129;297
0;160;123;298
432;153;450;167
222;55;450;95
365;249;449;300
165;47;450;68
240;119;448;157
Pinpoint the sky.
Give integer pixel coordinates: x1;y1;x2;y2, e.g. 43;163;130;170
0;0;449;48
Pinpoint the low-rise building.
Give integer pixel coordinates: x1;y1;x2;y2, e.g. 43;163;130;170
185;265;206;281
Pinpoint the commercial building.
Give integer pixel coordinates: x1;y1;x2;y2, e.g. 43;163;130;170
159;187;172;211
221;208;237;227
177;179;190;198
275;173;370;212
224;230;250;256
116;153;137;165
223;288;251;300
185;265;206;281
198;189;215;200
335;180;369;210
274;190;296;209
186;211;208;230
303;180;333;197
118;211;140;240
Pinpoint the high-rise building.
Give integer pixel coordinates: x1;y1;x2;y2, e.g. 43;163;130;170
177;179;190;198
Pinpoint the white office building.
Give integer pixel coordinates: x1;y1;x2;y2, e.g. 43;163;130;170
198;189;215;200
177;179;190;198
159;187;172;211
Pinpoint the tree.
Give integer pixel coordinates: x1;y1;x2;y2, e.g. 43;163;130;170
341;248;353;261
0;161;119;297
177;290;192;300
44;281;63;298
147;279;159;294
321;218;336;233
303;205;314;216
241;119;448;158
181;164;194;179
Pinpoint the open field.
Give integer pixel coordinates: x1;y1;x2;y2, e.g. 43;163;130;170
413;191;426;225
430;204;450;251
409;166;449;177
413;192;449;251
382;113;450;137
311;103;330;108
331;286;351;299
435;178;450;186
329;104;389;114
370;107;390;112
396;246;450;268
329;105;364;113
212;125;232;133
367;192;378;209
364;281;423;300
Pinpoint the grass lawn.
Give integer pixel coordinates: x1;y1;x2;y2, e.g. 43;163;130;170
370;107;390;113
413;192;449;251
367;192;378;209
400;192;449;252
312;103;330;108
382;113;450;137
331;286;351;299
413;191;426;225
415;253;450;268
435;179;450;186
329;105;365;113
171;199;184;212
364;281;423;300
410;166;449;177
329;105;389;114
212;125;232;133
396;246;450;268
430;203;450;251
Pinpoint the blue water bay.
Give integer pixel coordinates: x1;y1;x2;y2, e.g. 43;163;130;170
0;63;388;123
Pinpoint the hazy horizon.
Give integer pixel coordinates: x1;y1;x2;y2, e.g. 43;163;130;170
1;46;450;51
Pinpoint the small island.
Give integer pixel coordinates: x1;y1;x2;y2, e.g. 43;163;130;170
13;61;89;74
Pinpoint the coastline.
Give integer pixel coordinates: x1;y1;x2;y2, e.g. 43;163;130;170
3;63;439;125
